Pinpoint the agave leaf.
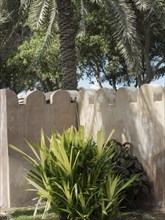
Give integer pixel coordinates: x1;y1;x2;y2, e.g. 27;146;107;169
50;133;71;175
27;178;51;199
103;129;115;148
26;188;38;192
10;144;39;166
52;181;73;204
100;197;108;216
53;181;64;191
58;135;71;173
73;132;79;147
106;174;120;201
27;170;43;185
78;125;85;149
53;191;68;203
49;133;59;153
105;201;113;210
96;130;104;157
58;207;72;214
86;189;99;208
69;145;74;168
78;188;86;211
62;180;72;204
25;141;40;161
40;129;46;149
115;174;140;196
58;151;71;175
72;150;80;171
39;129;48;168
41;171;51;192
68;126;75;145
75;209;88;219
73;183;78;199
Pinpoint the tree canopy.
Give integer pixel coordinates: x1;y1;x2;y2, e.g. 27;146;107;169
77;1;165;88
0;0;164;92
0;30;62;93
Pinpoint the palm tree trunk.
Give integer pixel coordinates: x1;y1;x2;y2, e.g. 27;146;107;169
57;0;77;90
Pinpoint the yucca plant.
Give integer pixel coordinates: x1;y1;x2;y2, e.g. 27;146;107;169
10;126;140;220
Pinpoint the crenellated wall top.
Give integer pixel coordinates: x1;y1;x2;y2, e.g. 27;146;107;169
0;89;78;106
77;84;165;105
0;84;164;107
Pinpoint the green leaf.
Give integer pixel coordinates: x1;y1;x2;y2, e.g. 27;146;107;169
10;144;39;167
96;129;104;157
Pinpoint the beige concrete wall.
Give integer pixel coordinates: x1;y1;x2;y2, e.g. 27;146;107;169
0;90;10;209
0;89;78;208
77;84;165;211
0;85;164;210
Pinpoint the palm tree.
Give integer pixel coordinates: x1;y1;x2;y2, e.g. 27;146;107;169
24;0;78;89
56;0;77;89
25;0;141;90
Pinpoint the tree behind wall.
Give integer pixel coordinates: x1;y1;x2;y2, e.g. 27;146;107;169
27;0;78;90
1;31;62;93
77;1;165;89
1;0;164;91
2;0;144;90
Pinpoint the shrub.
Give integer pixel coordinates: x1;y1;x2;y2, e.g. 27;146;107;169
11;126;146;220
109;140;151;209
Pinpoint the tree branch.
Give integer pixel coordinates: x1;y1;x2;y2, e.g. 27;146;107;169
154;57;165;74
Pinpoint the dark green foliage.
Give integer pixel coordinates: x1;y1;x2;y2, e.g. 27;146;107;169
10;127;150;220
1;0;165;91
76;1;165;88
108;140;151;209
1;30;62;93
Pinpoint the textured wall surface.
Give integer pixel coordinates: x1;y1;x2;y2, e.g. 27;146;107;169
0;85;164;210
0;89;78;208
0;90;10;208
77;84;165;211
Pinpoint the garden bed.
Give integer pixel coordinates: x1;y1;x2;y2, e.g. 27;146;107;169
0;207;58;220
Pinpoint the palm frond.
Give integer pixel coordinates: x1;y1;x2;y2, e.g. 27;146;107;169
38;0;57;52
105;0;142;74
1;0;32;48
28;0;57;72
147;0;165;23
74;0;88;37
132;0;150;11
138;0;165;38
19;0;33;20
133;0;165;26
29;0;50;27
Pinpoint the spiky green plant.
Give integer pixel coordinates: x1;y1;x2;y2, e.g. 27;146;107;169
10;126;140;220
